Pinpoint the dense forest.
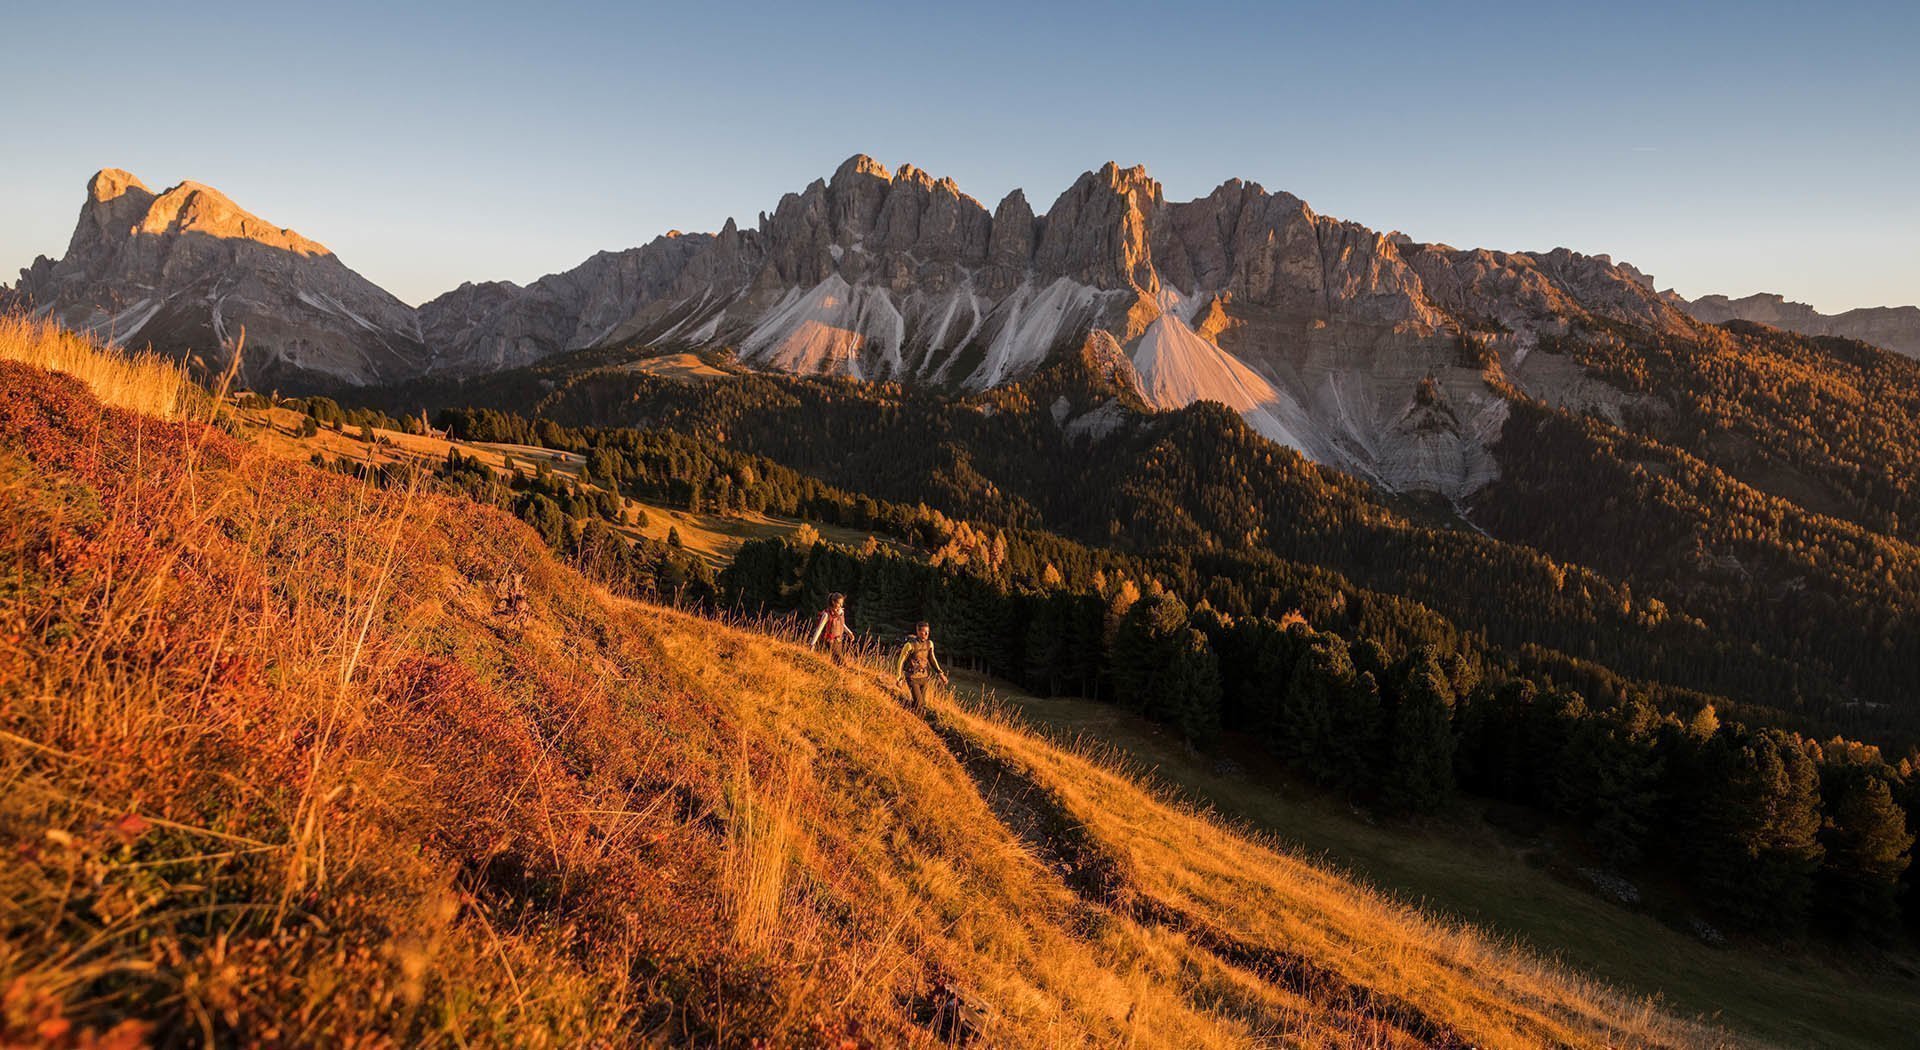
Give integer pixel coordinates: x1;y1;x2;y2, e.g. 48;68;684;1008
1559;319;1920;546
718;529;1916;939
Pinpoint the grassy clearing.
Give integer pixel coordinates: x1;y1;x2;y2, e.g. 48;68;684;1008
616;350;735;382
929;692;1729;1050
964;679;1920;1050
0;367;1412;1044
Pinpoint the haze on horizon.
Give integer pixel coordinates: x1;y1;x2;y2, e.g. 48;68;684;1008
4;0;1915;313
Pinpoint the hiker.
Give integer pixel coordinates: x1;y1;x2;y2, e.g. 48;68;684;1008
808;593;853;666
893;621;948;709
492;571;529;626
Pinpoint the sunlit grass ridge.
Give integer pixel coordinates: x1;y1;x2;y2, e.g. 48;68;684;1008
0;314;194;418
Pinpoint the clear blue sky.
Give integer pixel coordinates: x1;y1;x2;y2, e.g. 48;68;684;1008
4;0;1915;311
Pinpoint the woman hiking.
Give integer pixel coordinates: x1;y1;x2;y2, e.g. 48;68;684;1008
808;593;853;666
893;621;948;710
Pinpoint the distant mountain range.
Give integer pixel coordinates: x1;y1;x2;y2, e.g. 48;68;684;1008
1669;291;1920;359
8;158;1916;500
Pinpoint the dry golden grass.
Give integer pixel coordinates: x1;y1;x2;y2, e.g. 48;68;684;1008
934;700;1739;1049
723;739;801;952
618;351;734;382
0;321;1744;1047
639;604;1385;1047
0;314;194;419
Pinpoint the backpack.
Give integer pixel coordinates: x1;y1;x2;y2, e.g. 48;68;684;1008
903;640;932;678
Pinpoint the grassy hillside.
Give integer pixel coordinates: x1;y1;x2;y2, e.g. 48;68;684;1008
1;325;1731;1046
966;681;1920;1049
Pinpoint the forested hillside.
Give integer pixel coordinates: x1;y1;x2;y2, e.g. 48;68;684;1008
1556;319;1920;545
249;396;1900;945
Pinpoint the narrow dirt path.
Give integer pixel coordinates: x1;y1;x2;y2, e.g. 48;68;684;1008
923;711;1477;1050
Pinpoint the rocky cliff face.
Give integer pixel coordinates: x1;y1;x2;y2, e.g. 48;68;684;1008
1674;291;1920;359
437;155;1682;498
13;158;1703;497
13;170;425;388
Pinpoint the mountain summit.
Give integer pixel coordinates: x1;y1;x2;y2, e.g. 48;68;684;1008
13;168;425;387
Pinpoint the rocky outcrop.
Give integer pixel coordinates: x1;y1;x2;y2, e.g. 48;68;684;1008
1674;292;1920;359
1035;163;1161;293
13;169;425;388
1405;246;1664;334
988;190;1036;275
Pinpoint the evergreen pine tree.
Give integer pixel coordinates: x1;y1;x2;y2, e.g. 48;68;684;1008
1552;708;1662;866
520;494;571;550
1815;761;1914;936
1692;728;1826;932
1023;592;1071;695
939;571;1010;673
1277;634;1353;786
1109;592;1188;713
1522;689;1586;800
1164;628;1223;745
1380;646;1456;815
1895;768;1920;934
1328;670;1383;796
718;538;786;610
1066;594;1106;699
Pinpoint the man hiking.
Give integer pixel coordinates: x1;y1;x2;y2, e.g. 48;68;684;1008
893;621;948;710
808;593;853;666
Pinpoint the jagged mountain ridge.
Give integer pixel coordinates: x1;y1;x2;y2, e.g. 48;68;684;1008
13;156;1696;497
1668;290;1920;359
414;157;1689;500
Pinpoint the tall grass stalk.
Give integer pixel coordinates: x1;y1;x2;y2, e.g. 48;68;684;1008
725;738;799;952
0;314;194;419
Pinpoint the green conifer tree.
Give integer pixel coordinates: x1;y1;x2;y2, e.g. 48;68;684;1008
1380;646;1456;815
1816;762;1914;936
